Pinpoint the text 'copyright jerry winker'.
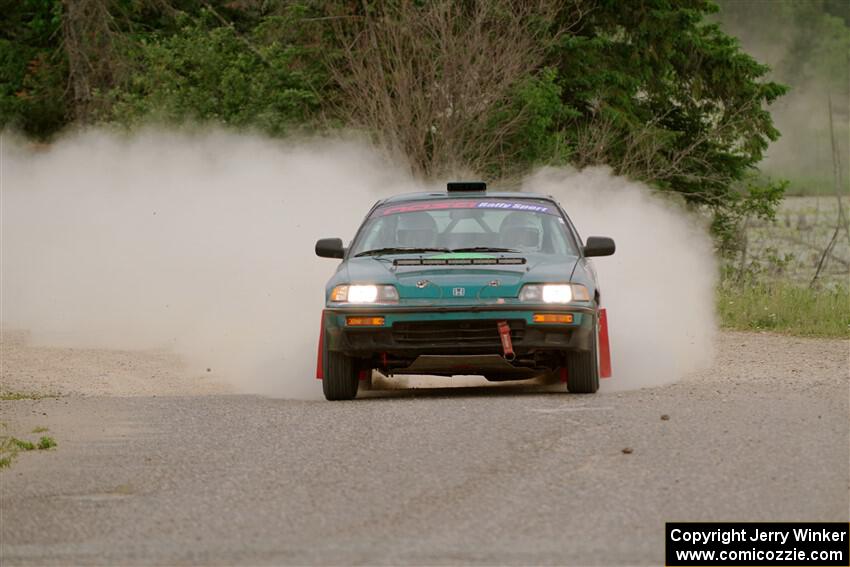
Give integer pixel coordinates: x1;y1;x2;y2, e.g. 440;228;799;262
666;523;849;566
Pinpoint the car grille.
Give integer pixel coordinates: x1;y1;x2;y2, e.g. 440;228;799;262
392;320;525;347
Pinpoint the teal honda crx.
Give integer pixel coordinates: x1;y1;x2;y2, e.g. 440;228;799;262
315;182;615;400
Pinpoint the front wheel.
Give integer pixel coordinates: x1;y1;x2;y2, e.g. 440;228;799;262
323;350;360;401
566;320;600;394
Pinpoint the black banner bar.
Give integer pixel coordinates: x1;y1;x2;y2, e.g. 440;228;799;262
666;523;849;566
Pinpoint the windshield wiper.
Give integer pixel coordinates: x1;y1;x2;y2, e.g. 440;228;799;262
450;246;520;253
354;247;449;257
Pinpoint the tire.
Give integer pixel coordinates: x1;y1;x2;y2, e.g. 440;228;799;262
323;349;360;401
566;317;600;394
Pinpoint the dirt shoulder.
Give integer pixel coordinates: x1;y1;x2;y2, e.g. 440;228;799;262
687;330;849;387
1;330;230;398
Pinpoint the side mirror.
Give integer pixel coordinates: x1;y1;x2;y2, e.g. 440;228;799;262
316;238;345;259
583;236;615;257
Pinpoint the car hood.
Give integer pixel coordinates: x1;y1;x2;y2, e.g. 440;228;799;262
329;253;581;301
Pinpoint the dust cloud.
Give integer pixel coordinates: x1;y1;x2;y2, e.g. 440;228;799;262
523;167;717;390
2;129;715;397
2;129;415;398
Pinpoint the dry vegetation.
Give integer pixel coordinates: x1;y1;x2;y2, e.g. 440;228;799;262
329;1;580;177
718;196;849;337
745;197;850;287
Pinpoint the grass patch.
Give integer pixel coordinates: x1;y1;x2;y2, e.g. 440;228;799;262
0;433;58;470
32;426;48;433
718;283;850;337
11;438;35;451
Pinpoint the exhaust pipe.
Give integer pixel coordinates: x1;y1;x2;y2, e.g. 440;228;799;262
497;321;515;361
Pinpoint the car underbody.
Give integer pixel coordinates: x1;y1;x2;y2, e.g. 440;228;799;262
320;306;602;381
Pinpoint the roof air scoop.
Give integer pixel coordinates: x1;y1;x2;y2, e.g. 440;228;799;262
447;181;486;193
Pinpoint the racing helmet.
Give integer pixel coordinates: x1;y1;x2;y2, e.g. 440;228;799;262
396;212;438;248
500;212;541;250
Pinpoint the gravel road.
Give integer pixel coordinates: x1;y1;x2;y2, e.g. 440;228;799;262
1;331;848;565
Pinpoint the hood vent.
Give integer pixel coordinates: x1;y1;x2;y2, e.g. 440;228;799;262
394;257;526;266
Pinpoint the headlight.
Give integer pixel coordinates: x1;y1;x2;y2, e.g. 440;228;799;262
330;284;399;304
519;284;590;303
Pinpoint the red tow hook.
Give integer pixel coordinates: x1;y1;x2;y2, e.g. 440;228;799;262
497;321;515;361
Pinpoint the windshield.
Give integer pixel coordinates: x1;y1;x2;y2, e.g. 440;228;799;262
350;198;577;257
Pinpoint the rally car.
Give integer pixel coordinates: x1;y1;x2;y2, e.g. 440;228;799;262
315;182;615;400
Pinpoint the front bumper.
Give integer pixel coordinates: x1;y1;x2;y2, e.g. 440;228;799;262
322;305;597;361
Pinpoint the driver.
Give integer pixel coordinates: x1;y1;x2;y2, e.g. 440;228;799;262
396;212;438;248
499;212;541;251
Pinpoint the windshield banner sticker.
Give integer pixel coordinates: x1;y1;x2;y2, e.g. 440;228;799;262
475;201;550;213
378;199;553;216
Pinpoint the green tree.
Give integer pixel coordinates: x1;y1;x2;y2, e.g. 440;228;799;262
0;0;328;137
0;0;66;138
107;7;325;135
545;1;787;220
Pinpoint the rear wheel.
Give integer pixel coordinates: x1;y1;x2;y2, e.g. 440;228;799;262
566;319;600;394
323;350;360;401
